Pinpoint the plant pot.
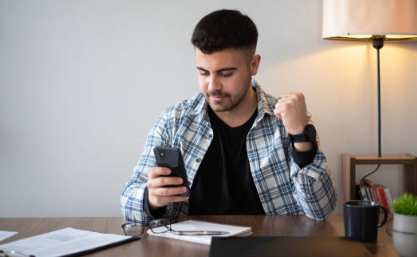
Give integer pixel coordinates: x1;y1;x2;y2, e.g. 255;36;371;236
393;213;417;257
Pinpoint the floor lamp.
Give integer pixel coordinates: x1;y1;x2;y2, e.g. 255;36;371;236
322;0;417;159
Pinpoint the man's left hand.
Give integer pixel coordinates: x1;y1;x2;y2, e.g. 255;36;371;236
274;93;313;152
273;92;308;134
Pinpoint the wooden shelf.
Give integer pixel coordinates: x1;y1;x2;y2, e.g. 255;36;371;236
342;153;417;202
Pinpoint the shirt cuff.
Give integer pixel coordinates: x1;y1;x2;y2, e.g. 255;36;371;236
292;143;317;169
144;187;167;220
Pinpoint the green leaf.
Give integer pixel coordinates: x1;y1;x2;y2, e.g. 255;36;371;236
392;193;417;216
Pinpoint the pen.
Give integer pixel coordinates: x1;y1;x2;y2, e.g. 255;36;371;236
172;231;229;236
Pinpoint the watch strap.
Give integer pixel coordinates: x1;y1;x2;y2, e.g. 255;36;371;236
290;133;308;143
289;124;317;144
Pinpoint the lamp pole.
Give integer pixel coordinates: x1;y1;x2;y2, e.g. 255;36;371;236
373;36;384;157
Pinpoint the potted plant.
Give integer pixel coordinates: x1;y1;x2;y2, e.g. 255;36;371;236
391;193;417;257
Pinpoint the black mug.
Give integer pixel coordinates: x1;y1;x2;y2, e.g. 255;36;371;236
343;200;388;242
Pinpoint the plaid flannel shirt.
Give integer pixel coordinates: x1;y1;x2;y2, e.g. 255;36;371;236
120;80;337;224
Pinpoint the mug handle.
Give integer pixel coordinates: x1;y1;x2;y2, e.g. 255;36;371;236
378;206;388;228
385;217;393;236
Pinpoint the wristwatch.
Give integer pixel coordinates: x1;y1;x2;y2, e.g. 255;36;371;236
289;124;317;146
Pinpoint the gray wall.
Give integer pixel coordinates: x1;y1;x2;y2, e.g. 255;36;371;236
1;0;416;217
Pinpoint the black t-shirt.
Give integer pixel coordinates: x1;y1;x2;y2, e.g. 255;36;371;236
188;106;264;215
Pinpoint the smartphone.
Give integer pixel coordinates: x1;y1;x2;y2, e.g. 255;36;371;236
153;146;190;197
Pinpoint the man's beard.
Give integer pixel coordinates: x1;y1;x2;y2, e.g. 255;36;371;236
206;83;251;112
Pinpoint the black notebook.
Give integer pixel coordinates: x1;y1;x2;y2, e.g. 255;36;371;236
209;236;371;257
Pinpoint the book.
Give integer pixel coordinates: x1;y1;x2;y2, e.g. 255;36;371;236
357;184;372;201
367;187;374;201
378;187;390;213
355;183;363;200
360;185;373;201
362;179;382;206
384;187;393;211
360;186;368;200
147;219;252;245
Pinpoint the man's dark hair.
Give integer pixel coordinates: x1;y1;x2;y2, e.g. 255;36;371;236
191;9;258;54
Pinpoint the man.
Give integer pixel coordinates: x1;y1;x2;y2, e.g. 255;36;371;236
120;9;336;224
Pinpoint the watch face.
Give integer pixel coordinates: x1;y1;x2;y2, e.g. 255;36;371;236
305;124;317;141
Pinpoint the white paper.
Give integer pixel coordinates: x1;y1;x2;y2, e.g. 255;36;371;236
0;231;18;242
0;227;132;257
148;219;252;245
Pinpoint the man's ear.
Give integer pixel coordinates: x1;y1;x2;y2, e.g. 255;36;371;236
250;54;261;75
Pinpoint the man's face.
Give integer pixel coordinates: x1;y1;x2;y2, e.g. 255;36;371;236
195;48;259;113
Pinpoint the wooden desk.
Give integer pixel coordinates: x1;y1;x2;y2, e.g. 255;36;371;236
0;215;398;257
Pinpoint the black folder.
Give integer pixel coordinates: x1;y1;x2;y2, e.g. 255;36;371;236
209;236;371;257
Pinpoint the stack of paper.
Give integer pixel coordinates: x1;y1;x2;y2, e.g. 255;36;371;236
148;219;252;245
0;231;18;242
0;227;139;257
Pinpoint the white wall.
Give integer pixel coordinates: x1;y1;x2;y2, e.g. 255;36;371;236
1;0;416;217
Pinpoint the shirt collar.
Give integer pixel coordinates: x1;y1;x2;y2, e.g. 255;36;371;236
253;78;276;117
